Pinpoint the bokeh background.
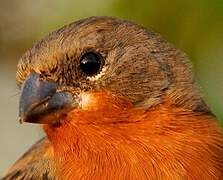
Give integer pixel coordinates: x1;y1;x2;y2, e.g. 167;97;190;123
0;0;223;175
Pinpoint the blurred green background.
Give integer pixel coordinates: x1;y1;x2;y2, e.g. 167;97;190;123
0;0;223;175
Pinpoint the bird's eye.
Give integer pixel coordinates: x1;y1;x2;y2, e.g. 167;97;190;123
80;52;103;76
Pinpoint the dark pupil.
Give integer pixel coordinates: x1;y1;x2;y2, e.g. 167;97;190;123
80;52;101;76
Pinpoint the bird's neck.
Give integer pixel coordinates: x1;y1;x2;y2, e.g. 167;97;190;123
43;93;223;179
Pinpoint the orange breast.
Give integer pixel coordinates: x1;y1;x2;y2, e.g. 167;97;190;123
43;91;223;179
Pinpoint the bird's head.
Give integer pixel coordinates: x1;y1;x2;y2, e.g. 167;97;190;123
17;17;209;152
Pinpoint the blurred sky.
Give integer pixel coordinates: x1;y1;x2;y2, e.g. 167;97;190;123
0;0;223;175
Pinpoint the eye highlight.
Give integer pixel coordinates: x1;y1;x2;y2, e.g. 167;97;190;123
80;52;103;76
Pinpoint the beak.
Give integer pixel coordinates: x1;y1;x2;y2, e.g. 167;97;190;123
19;72;74;124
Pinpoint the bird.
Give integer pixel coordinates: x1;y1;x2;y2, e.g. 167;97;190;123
2;16;223;179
